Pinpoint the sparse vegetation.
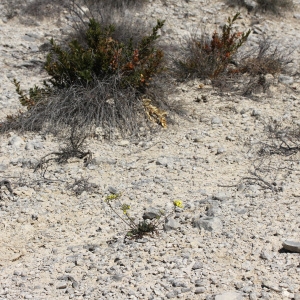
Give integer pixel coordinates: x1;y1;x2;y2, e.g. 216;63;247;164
6;18;173;137
242;118;300;193
5;0;148;21
175;13;251;80
34;127;92;176
258;119;300;157
227;0;293;14
230;38;290;95
105;193;183;239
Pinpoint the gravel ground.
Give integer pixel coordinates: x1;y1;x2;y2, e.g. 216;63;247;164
0;0;300;299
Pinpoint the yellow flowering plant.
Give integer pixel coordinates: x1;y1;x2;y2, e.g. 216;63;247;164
105;193;184;239
173;200;184;208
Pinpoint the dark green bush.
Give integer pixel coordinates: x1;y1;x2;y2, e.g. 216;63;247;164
7;18;175;138
45;19;164;90
14;18;165;108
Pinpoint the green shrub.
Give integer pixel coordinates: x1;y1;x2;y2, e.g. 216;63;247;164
8;18;173;137
45;19;164;91
176;13;251;80
14;18;164;107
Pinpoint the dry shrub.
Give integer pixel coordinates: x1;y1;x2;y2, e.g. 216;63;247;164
257;0;293;14
238;38;292;95
243;118;300;193
213;37;293;95
4;76;176;139
15;0;148;21
227;0;293;14
22;0;69;20
82;0;148;10
175;13;250;80
239;40;283;76
258;119;300;157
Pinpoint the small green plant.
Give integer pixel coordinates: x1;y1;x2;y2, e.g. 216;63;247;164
105;193;183;239
176;12;251;80
13;79;51;109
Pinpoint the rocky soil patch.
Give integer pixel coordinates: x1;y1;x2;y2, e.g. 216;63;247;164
0;0;300;299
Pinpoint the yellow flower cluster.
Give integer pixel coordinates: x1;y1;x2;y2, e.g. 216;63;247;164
105;193;120;201
173;200;184;208
121;204;130;215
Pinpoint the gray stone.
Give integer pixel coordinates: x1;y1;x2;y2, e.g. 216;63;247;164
25;141;35;151
226;135;235;141
195;287;206;294
282;240;300;253
235;281;243;289
8;136;24;147
23;35;36;42
0;164;8;172
20;158;39;169
29;45;39;52
213;193;229;201
92;156;117;165
166;291;178;299
181;287;192;293
75;258;84;266
251;109;261;117
242;260;253;271
143;207;163;220
164;217;180;231
242;286;253;293
192;262;203;270
294;293;300;300
118;140;129;146
211;116;222;125
56;283;67;289
25;140;43;150
193;216;223;232
216;147;226;154
156;157;170;167
260;250;273;260
108;186;119;194
195;279;205;287
215;291;243;300
262;281;281;292
249;292;258;300
172;280;187;287
278;74;294;85
261;291;270;299
33;141;43;149
112;274;124;282
244;0;258;9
